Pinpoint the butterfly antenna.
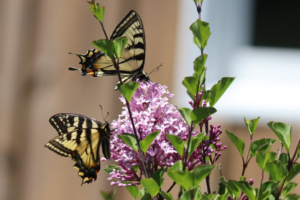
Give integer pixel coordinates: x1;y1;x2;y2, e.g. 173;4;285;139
99;105;109;122
148;63;163;75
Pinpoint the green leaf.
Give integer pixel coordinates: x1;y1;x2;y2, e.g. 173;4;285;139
190;20;211;49
194;54;207;75
256;152;271;170
283;194;300;200
192;165;215;186
141;178;160;197
279;153;289;166
119;82;140;102
172;171;194;190
151;167;165;187
113;36;128;58
118;133;138;152
190;107;217;125
140;131;160;153
244;117;260;135
139;188;152;200
213;192;230;200
209;77;235;107
267;121;292;152
92;39;114;59
257;191;271;200
172;160;183;171
100;189;116;200
160;191;174;200
282;182;298;197
226;130;245;157
182;76;199;99
286;163;300;183
88;1;105;22
104;165;120;174
227;180;241;198
297;143;300;157
167;160;183;182
166;134;184;157
250;139;276;158
181;187;202;200
125;185;139;200
233;181;256;200
266;160;288;181
260;181;277;193
178;108;192;126
219;177;240;198
188;133;206;156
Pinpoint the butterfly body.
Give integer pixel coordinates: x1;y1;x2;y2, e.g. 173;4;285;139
69;10;148;89
45;113;111;184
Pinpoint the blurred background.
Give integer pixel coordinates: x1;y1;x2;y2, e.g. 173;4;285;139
1;0;300;200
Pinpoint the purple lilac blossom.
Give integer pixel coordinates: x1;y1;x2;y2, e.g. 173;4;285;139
102;81;226;186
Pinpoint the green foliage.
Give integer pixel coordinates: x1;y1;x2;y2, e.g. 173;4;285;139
113;36;128;58
178;108;192;126
188;133;206;156
190;107;217;125
286;163;300;183
119;82;140;102
160;191;174;200
266;160;288;181
140;131;160;153
104;165;120;174
118;133;138;152
282;182;298;197
141;178;160;197
256;152;277;170
92;37;128;59
220;177;241;199
139;188;152;200
182;77;199;99
244;117;260;135
181;187;202;200
208;77;235;107
151;167;165;187
190;20;211;49
279;153;290;166
166;134;184;157
225;130;245;157
284;194;300;200
268;122;292;152
100;189;116;200
125;185;139;200
88;0;105;22
192;165;215;186
168;165;215;191
92;39;114;58
233;181;256;200
250;138;276;158
194;54;207;75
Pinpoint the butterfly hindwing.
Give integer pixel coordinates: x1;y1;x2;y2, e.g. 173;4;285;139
69;10;149;89
45;113;111;184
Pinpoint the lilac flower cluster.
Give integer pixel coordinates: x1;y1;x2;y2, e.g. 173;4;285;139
103;81;227;186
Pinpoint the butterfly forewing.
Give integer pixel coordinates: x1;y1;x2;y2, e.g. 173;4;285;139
45;113;111;184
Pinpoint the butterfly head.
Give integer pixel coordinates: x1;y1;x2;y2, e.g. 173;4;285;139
135;71;150;82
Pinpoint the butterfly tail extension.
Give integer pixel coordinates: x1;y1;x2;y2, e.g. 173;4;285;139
72;152;101;185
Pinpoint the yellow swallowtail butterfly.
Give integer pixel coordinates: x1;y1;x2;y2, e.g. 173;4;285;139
69;10;148;90
45;113;111;184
